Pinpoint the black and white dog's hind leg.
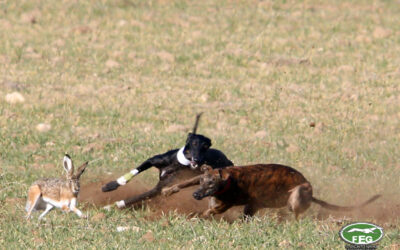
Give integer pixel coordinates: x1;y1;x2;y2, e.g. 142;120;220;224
114;174;174;208
102;150;178;193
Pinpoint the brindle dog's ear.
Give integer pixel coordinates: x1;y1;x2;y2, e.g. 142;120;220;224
200;164;212;172
218;169;230;181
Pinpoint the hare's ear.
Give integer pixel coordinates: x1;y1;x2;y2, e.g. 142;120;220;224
75;162;88;179
200;165;212;172
63;154;74;177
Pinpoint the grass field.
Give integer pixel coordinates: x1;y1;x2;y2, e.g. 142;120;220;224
1;0;399;248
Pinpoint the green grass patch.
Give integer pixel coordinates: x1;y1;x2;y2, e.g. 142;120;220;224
1;0;399;248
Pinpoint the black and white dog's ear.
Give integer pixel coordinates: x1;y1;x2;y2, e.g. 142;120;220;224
206;137;212;148
201;136;212;148
186;133;194;143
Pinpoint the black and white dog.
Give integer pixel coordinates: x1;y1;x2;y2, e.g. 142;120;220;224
102;114;234;208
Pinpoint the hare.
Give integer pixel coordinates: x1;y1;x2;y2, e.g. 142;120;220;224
25;154;88;220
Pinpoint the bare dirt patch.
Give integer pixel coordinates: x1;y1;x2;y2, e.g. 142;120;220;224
78;175;399;223
79;177;148;207
78;175;242;222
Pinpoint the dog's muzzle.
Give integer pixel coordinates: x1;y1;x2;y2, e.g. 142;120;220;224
190;161;199;169
190;157;202;169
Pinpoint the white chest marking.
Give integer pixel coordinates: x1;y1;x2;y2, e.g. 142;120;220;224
177;147;191;166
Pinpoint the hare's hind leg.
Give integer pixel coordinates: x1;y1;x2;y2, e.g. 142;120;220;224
26;185;41;220
38;203;54;220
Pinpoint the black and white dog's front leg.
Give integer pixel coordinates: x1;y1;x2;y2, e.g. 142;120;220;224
102;151;176;192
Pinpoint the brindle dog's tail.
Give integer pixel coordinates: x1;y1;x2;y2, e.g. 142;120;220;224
192;112;203;134
311;194;381;211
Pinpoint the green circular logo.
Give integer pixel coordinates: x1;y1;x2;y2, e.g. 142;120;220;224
339;222;384;245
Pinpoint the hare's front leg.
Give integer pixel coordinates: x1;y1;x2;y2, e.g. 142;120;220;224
38;203;54;220
69;198;85;218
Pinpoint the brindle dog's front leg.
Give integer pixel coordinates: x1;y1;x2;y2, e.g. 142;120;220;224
161;175;202;196
203;201;232;217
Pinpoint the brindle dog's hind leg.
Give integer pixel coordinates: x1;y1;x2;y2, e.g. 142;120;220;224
287;183;313;220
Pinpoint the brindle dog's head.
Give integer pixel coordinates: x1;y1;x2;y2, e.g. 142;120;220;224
192;165;229;200
182;113;212;169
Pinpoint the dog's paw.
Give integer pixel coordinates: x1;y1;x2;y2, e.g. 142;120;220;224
202;209;212;218
115;200;126;209
102;205;112;211
161;186;179;196
161;188;170;196
102;181;120;192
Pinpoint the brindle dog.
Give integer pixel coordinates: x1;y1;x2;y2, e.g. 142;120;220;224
163;164;380;219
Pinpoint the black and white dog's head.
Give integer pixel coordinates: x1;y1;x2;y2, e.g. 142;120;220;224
176;113;212;169
182;133;212;169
